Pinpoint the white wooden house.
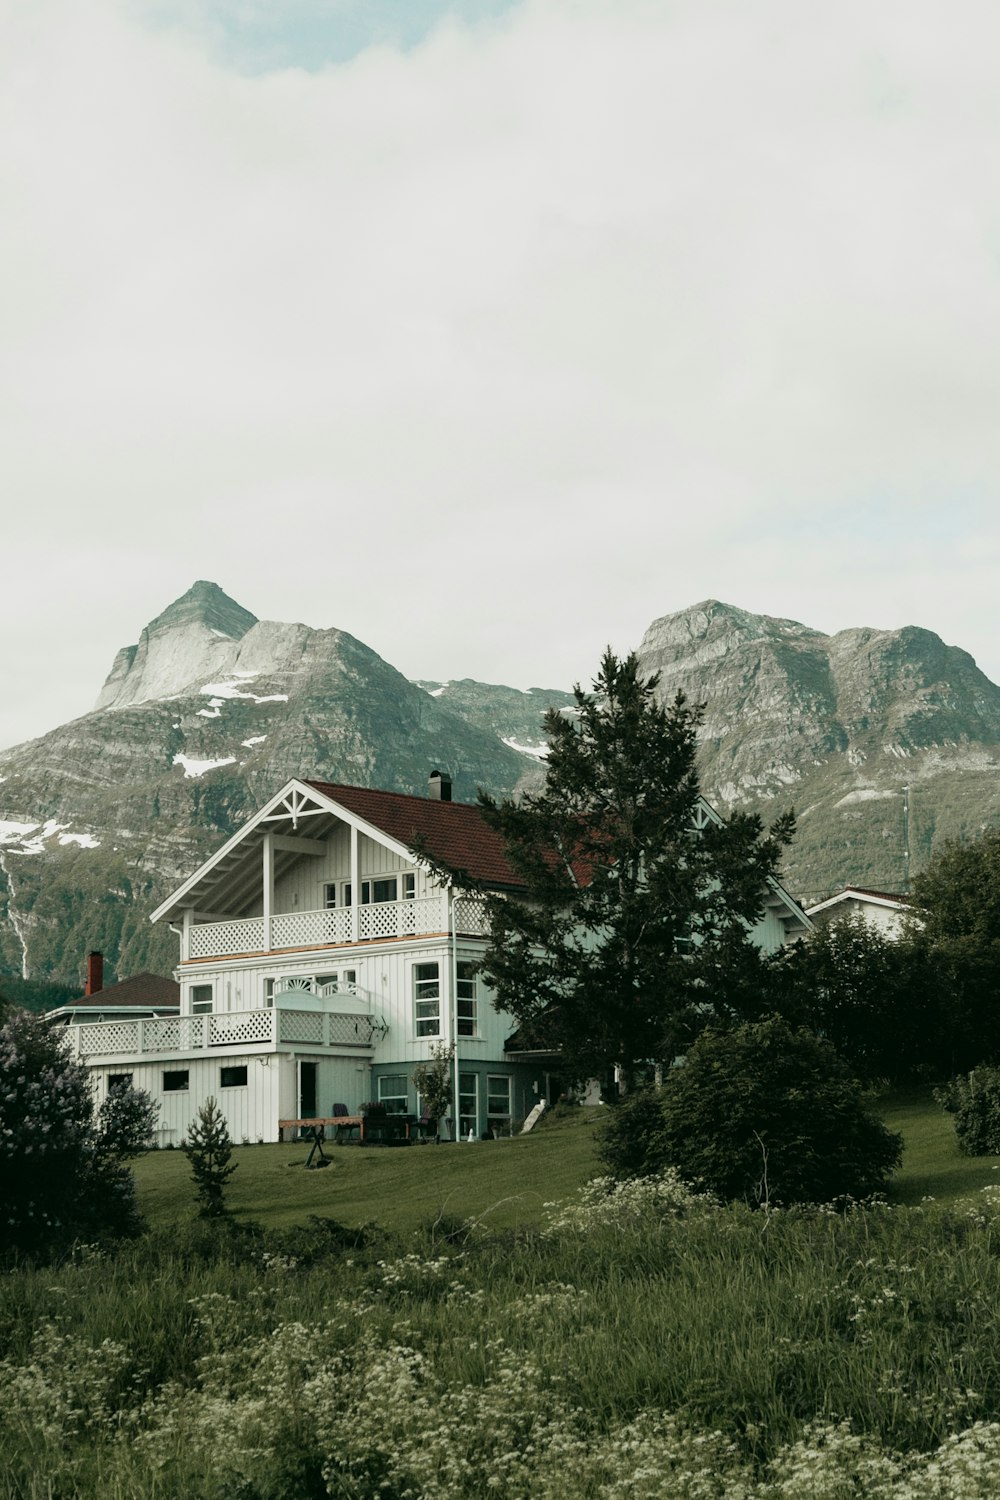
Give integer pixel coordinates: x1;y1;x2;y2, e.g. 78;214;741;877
57;773;811;1146
804;886;910;938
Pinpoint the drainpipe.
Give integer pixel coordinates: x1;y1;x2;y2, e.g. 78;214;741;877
263;833;274;953
450;885;461;1140
350;824;359;942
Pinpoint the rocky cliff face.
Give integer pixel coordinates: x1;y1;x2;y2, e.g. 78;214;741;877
3;588;1000;987
94;581;260;711
636;601;1000;900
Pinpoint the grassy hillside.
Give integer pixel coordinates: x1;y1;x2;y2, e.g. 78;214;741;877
131;1093;1000;1234
9;1097;1000;1496
133;1108;604;1233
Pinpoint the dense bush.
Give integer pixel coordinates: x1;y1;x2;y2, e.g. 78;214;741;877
0;1008;157;1255
935;1068;1000;1156
766;914;946;1083
600;1015;903;1204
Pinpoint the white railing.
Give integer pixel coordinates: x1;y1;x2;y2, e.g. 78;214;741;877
357;895;445;941
453;895;490;936
188;896;454;959
271;908;352;948
190;917;266;959
69;1007;377;1059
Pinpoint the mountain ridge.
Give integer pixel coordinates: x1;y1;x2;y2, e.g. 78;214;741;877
636;599;1000;902
2;586;999;984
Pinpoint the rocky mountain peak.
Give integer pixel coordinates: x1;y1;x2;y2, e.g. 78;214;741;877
143;581;258;641
639;600;824;677
95;582;260;713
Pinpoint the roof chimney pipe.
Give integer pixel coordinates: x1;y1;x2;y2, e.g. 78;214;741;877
85;950;104;997
428;769;452;802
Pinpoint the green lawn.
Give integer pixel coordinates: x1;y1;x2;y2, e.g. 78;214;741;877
133;1109;604;1234
881;1089;1000;1205
132;1093;1000;1232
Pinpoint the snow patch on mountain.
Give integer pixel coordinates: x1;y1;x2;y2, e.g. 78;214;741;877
200;678;287;706
835;788;897;807
241;735;267;748
502;736;549;760
173;754;238;779
0;819;40;845
0;819;100;854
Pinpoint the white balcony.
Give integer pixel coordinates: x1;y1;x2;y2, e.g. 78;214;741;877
187;893;489;960
66;1005;378;1062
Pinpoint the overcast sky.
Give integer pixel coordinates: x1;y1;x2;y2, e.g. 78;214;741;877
3;0;1000;750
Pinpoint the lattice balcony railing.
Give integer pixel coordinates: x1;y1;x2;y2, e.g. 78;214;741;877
277;1009;375;1048
190;917;266;959
77;1016;210;1056
271;908;352;949
357;895;444;941
453;895;490;936
78;1020;140;1056
68;1006;376;1059
208;1011;274;1046
188;896;454;960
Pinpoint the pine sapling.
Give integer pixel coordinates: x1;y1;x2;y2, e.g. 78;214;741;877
183;1097;237;1216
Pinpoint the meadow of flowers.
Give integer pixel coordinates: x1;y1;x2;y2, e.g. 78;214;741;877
6;1176;1000;1497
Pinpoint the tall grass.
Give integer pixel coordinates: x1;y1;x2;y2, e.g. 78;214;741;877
6;1181;1000;1497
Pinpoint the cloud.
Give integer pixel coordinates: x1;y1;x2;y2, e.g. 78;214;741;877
2;0;1000;746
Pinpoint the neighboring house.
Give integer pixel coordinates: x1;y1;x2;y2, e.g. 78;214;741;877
804;886;910;938
55;773;811;1146
46;952;180;1028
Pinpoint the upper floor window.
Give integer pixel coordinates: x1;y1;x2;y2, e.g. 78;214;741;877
336;875;415;905
456;961;479;1036
414;962;440;1037
190;984;213;1014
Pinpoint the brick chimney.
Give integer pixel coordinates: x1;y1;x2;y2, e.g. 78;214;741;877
85;950;104;997
428;769;452;802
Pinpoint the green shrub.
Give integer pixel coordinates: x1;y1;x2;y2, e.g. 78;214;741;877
600;1015;903;1205
934;1068;1000;1155
0;1009;156;1255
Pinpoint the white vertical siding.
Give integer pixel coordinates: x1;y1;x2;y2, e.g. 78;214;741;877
91;1056;285;1144
272;827;435;915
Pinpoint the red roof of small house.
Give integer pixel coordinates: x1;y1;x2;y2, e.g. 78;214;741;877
66;973;180;1010
841;887;908;903
304;781;527;890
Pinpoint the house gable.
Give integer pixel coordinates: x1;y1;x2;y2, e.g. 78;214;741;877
149;779;449;926
805;886;909;936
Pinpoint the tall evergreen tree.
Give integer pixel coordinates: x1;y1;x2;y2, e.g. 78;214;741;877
462;651;794;1089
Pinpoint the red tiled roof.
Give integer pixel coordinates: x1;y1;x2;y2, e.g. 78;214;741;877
67;973;180;1010
843;887;908;903
304;781;526;890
